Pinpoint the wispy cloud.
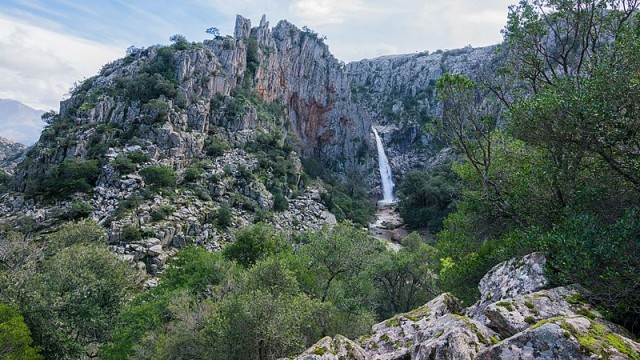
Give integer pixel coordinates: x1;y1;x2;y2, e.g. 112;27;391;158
0;14;122;110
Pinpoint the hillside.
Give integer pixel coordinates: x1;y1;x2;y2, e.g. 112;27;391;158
0;1;639;359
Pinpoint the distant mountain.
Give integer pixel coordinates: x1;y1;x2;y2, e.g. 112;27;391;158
0;136;27;173
0;99;45;145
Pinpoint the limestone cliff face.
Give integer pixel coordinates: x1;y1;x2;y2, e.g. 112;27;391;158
14;15;498;195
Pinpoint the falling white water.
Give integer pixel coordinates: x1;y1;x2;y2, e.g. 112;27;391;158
372;126;395;203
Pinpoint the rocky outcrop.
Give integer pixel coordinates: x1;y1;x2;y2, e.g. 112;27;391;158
476;316;640;360
466;252;548;324
296;335;367;360
295;253;640;360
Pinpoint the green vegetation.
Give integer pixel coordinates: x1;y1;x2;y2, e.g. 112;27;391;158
0;304;43;360
96;222;440;359
430;0;640;334
27;159;100;199
0;222;136;359
303;157;375;226
0;171;11;193
140;165;178;188
398;165;459;231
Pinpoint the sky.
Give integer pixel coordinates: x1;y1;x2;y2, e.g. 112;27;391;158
0;0;515;111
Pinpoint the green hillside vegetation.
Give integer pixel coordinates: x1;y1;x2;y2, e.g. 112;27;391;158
429;0;640;333
1;1;639;359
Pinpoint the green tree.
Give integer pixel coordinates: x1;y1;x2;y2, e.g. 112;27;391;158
0;304;43;360
21;245;136;359
370;233;439;318
222;223;288;268
398;166;459;231
140;165;178;188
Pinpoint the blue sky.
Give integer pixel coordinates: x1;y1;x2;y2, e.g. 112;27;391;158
0;0;515;111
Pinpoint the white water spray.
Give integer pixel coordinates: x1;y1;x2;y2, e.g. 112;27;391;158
372;126;395;204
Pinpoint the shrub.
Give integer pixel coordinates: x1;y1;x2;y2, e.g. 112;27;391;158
215;203;232;229
151;205;175;221
205;139;229;157
121;224;142;242
183;166;204;182
222;223;287;267
127;151;150;164
273;192;289;212
113;155;136;174
0;304;43;359
40;159;100;198
140;165;177;188
65;201;94;220
398;165;459;231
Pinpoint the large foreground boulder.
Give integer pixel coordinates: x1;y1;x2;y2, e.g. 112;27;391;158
476;315;640;360
466;252;548;323
293;253;640;360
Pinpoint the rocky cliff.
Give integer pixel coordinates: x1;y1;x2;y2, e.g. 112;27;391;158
13;15;497;197
1;15;496;280
296;253;640;360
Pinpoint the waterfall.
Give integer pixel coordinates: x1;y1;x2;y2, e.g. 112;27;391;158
372;127;395;203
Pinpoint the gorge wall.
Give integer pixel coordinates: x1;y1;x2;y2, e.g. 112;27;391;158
13;15;498;196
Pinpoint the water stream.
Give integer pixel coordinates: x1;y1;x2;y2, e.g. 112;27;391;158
372;126;395;204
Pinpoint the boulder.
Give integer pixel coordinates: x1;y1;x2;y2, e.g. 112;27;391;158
296;335;367;360
476;316;640;360
466;252;548;323
359;293;494;360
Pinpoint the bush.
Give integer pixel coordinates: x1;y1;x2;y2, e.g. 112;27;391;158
205;139;229;157
183;166;204;182
140;165;177;188
215;203;232;229
151;205;175;221
126;151;151;164
273;192;289;212
40;159;100;198
113;155;136;174
18;245;136;359
0;304;43;359
121;224;142;242
222;223;287;267
65;201;94;220
0;171;11;193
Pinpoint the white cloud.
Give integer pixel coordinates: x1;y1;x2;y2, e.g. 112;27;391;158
0;14;122;110
289;0;373;25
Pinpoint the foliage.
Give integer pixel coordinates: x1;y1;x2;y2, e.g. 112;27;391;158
214;203;233;229
370;233;439;318
0;304;43;360
44;220;106;254
113;155;136;174
35;159;100;199
205;138;229;157
303;157;375;226
121;224;142;242
222;223;288;268
140;165;178;188
183;166;204;182
12;245;136;359
431;1;640;333
539;210;640;331
102;223;427;359
151;205;175;221
0;171;11;193
398;165;459;231
127;150;151;164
